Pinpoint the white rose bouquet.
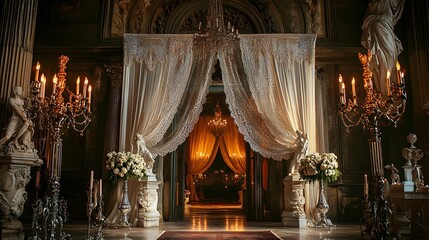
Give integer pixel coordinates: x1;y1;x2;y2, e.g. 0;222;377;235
106;151;147;184
298;152;341;183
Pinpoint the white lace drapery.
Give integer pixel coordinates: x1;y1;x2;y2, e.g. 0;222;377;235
120;34;217;156
220;34;319;161
117;33;322;226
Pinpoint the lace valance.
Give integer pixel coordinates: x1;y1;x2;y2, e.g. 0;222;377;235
124;34;194;70
240;34;316;66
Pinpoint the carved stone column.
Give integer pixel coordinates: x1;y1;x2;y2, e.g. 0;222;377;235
137;179;161;227
281;173;307;228
0;154;42;238
0;0;38;126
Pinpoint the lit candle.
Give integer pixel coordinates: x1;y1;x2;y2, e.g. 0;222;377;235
83;77;89;98
52;74;58;94
40;74;46;98
338;74;343;93
341;82;346;104
364;174;368;198
396;61;401;85
88;85;92;104
35;62;40;82
89;170;94;190
351;77;357;105
400;72;405;85
386;71;391;95
76;77;80;95
99;179;102;197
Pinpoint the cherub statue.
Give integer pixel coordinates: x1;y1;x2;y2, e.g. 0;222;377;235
135;133;155;177
0;86;36;154
289;130;309;174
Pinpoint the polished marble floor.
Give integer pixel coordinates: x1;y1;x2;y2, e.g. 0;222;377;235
24;204;363;240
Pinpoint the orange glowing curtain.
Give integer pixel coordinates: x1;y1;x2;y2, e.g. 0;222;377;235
185;116;219;201
219;116;246;175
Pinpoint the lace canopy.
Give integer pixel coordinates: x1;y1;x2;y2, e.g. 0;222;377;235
120;33;320;162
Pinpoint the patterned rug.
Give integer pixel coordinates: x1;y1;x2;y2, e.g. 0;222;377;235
156;230;282;240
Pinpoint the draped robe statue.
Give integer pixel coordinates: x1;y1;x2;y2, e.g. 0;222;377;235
361;0;405;96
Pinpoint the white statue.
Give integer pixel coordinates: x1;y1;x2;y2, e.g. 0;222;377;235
289;130;309;174
135;133;155;178
0;86;35;154
361;0;405;96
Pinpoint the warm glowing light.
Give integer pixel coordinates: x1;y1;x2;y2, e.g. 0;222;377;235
208;102;227;137
76;77;80;95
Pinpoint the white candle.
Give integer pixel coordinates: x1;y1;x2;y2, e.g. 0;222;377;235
99;179;102;197
52;74;58;94
364;174;368;198
76;77;80;95
352;77;357;105
341;82;346;104
338;74;343;94
396;61;401;85
83;77;89;98
89;170;94;190
40;74;46;98
88;85;92;104
386;71;391;95
35;62;40;82
400;72;405;85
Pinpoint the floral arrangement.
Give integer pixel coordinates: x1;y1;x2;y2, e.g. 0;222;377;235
298;153;341;183
106;151;147;184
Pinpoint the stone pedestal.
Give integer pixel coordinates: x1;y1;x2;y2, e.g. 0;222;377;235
137;179;161;227
0;153;42;238
281;173;307;228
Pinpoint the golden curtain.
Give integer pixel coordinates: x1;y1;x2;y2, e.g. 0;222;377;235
219;116;246;175
186;115;247;201
185;116;219;201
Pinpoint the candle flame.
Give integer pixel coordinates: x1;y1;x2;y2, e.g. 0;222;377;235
396;61;401;71
36;62;40;70
53;74;58;84
352;77;355;84
77;76;80;84
88;85;92;92
387;71;390;79
339;74;343;83
84;77;89;85
41;74;46;83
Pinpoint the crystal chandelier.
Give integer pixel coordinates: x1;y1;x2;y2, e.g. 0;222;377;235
194;0;239;40
208;102;227;137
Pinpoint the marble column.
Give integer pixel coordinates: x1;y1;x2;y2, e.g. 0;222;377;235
282;173;307;228
137;179;161;227
0;154;42;238
0;0;38;127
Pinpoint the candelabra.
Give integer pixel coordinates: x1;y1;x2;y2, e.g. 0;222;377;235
87;179;106;240
208;102;227;137
339;51;406;239
338;51;406;178
29;55;92;239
